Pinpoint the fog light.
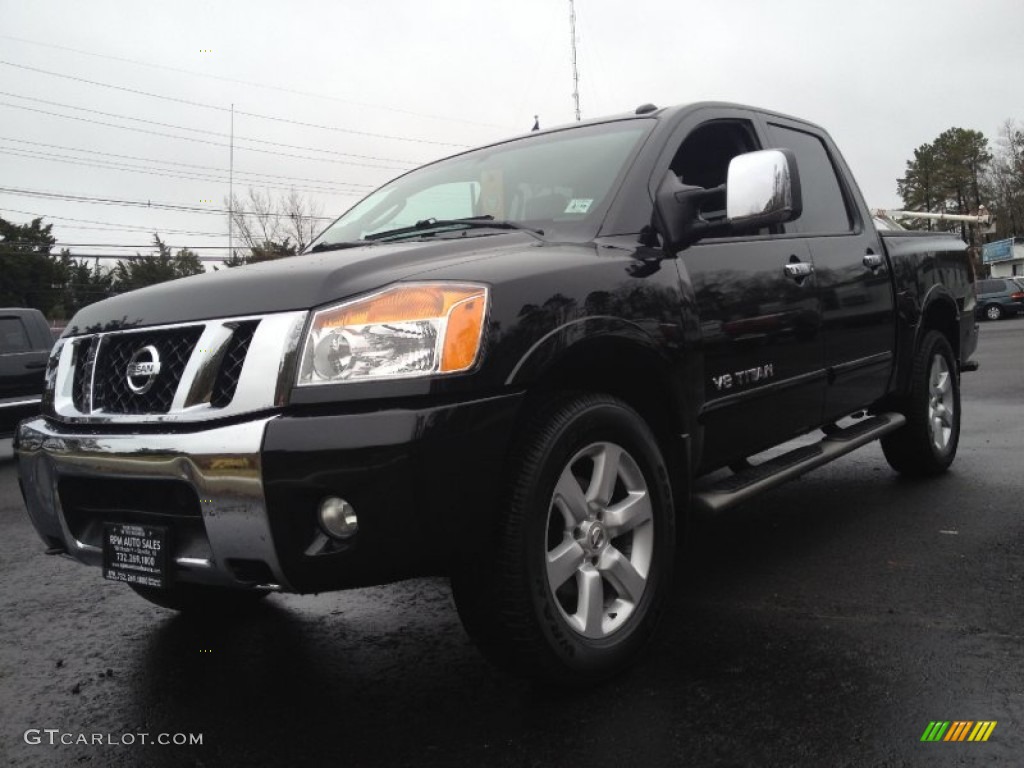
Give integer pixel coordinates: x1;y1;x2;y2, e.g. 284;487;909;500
319;497;358;539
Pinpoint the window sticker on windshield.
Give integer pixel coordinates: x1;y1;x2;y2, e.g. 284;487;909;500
564;198;593;214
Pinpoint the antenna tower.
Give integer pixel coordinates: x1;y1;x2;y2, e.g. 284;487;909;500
569;0;581;121
228;103;234;260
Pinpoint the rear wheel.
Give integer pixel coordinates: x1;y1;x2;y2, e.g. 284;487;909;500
130;583;270;614
451;393;675;685
881;331;960;476
983;304;1003;321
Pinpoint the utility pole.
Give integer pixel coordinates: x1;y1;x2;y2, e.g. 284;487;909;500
228;103;234;260
569;0;581;121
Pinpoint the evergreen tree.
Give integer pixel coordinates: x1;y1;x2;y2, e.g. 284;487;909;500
112;235;205;291
897;129;992;241
0;215;58;312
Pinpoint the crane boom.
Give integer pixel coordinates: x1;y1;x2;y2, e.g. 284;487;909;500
874;208;992;225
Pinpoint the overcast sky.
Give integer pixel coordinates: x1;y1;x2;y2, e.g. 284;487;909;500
2;0;1022;265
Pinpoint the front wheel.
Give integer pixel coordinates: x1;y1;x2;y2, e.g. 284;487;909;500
451;394;675;685
881;331;961;476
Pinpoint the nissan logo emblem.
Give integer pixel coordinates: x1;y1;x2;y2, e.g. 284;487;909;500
125;345;162;394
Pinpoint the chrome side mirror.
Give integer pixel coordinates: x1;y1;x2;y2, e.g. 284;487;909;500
726;149;802;228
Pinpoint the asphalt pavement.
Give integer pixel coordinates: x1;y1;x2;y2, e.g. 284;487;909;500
1;318;1022;768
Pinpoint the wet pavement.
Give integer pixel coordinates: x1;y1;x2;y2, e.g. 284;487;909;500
1;318;1022;767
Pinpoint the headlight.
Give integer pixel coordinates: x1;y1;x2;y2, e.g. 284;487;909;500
297;282;488;385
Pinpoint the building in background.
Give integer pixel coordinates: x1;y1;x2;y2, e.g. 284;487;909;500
983;238;1024;278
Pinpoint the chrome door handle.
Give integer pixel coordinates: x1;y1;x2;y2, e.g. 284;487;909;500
784;262;814;279
863;253;884;270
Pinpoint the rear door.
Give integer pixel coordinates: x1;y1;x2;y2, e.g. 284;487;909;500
760;117;896;422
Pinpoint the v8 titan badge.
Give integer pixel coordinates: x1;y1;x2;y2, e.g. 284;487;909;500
103;524;169;588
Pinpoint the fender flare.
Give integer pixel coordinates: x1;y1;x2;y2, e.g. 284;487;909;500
504;315;670;387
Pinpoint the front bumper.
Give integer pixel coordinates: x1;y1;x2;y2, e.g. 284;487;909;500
16;392;522;593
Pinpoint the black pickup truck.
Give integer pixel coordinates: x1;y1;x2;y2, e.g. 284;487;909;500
16;102;977;683
1;307;51;435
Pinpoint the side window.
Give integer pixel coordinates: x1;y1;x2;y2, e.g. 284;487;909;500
0;317;31;353
768;124;852;234
669;120;760;237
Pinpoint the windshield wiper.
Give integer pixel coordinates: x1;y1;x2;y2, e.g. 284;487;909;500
306;241;377;253
364;216;545;242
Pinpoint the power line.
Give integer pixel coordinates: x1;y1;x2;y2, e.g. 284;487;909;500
0;92;415;169
0;186;337;220
0;101;413;173
54;254;231;263
0;38;507;131
0;147;362;197
0;250;233;263
0;208;229;237
0;147;353;197
57;224;228;236
50;243;232;249
48;222;228;237
0;137;376;190
0;60;475;149
3;242;232;249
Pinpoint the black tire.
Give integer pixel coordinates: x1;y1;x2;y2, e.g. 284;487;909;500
451;393;675;685
881;331;960;476
130;583;270;614
983;304;1003;321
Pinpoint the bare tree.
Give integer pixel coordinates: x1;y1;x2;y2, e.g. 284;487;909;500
985;119;1024;238
282;190;325;252
223;187;326;265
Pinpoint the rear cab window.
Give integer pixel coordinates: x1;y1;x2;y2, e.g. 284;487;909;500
765;123;853;235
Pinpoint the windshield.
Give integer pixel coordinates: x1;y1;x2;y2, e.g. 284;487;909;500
308;120;651;248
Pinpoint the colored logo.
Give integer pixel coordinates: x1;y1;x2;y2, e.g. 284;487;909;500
921;721;996;742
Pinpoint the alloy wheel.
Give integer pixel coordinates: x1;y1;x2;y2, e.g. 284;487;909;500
927;354;955;453
544;441;654;639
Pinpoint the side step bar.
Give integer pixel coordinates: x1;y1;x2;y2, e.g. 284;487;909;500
692;412;906;515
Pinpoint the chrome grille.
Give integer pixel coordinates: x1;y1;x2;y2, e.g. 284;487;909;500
92;327;202;414
211;321;259;408
71;338;94;412
52;311;306;424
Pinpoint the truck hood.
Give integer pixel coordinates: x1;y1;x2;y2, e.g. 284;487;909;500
65;233;542;334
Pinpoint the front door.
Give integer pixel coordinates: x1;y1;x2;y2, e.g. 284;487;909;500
658;112;826;470
681;237;823;468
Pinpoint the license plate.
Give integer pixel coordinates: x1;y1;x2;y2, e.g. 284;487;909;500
102;524;170;589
